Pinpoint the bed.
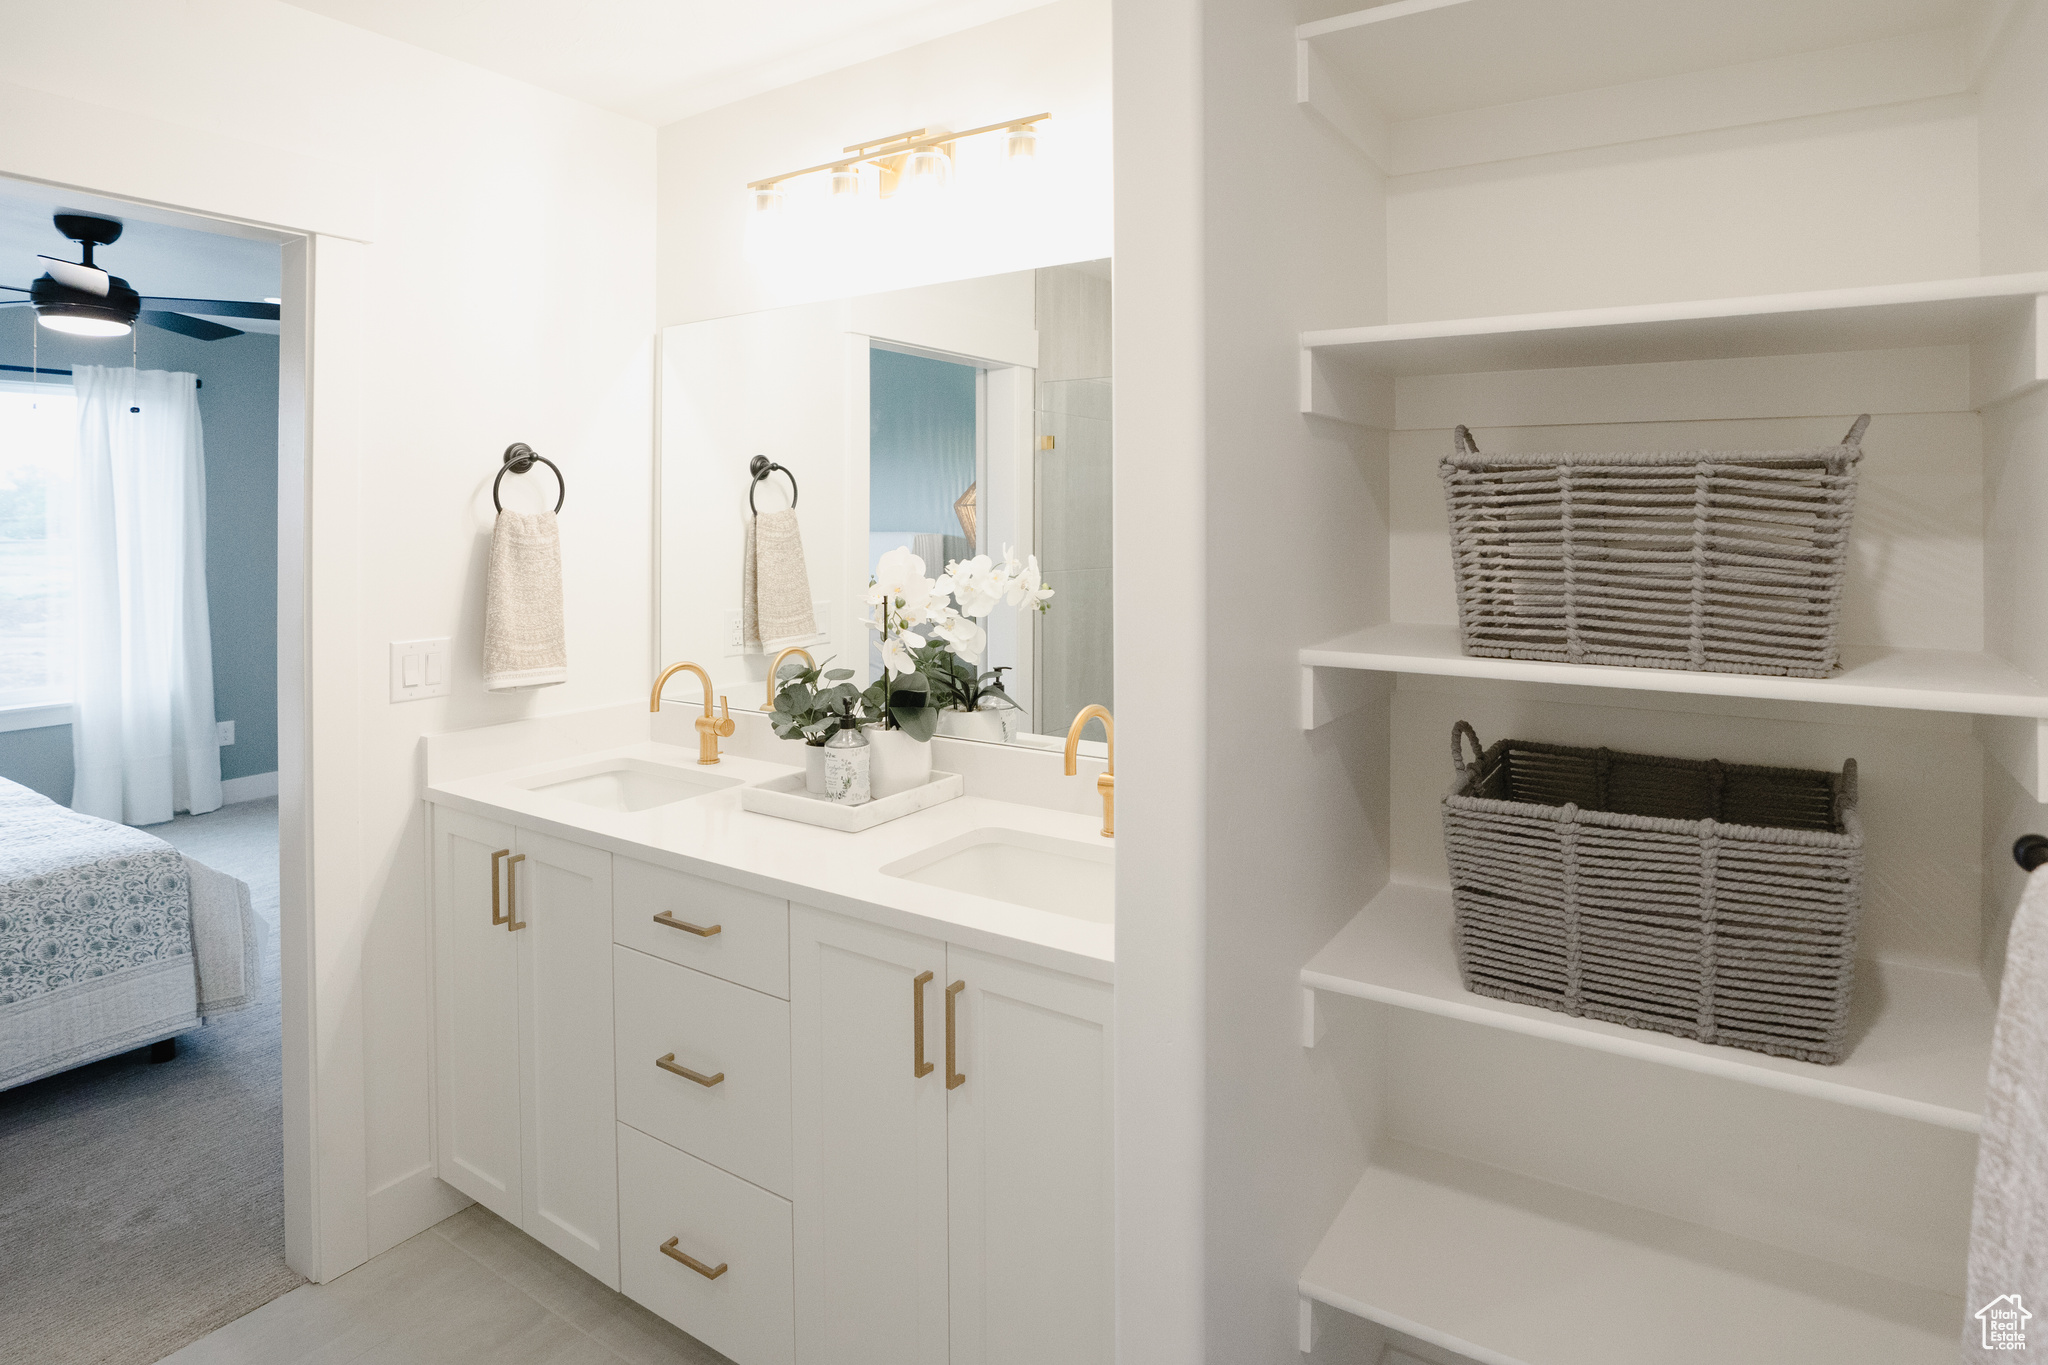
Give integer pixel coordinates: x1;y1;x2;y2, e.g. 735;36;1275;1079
0;776;263;1090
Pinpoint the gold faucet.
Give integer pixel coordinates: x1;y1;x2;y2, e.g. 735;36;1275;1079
764;646;817;708
1064;705;1114;838
652;661;735;765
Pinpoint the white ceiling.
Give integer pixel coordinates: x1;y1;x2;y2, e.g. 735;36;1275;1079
280;0;1059;125
0;178;282;333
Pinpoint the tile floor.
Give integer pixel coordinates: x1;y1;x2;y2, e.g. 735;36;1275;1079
157;1204;734;1365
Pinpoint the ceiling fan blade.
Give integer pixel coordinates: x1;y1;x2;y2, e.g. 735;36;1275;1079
0;283;27;292
140;310;244;341
37;256;110;296
138;296;278;321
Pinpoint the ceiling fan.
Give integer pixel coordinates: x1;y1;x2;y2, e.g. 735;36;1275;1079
0;213;279;341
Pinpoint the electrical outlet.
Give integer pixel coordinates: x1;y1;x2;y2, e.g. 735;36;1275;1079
390;638;452;702
724;609;745;656
216;720;235;746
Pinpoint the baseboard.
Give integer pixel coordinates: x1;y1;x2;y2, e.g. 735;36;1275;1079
221;770;280;804
365;1164;472;1261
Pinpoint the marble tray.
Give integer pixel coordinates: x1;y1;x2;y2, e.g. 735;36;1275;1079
739;769;964;832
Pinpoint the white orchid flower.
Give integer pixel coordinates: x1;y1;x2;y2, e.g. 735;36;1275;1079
942;554;1004;618
931;610;987;664
879;633;922;677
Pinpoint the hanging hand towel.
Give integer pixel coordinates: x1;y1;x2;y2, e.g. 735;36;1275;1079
1967;865;2048;1359
484;509;567;690
742;508;817;652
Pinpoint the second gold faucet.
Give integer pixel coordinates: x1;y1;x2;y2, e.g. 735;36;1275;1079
651;661;735;764
1064;705;1114;838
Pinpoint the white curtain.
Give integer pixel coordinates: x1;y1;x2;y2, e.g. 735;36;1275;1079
70;366;221;825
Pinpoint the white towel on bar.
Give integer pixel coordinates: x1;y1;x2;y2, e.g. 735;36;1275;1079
742;508;817;653
1967;865;2048;1359
484;509;567;690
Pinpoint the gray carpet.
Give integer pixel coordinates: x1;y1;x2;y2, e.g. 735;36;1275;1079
0;797;302;1365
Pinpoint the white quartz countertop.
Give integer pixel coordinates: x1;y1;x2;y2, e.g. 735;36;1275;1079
427;742;1114;981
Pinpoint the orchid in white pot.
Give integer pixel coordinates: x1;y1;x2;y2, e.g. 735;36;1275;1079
862;546;1054;787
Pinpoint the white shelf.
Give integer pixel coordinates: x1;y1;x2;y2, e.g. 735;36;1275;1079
1299;273;2048;423
1302;883;1993;1132
1297;0;1975;126
1300;1141;1961;1365
1299;622;2048;724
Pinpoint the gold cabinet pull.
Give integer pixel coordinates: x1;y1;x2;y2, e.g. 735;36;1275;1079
945;979;966;1090
505;853;527;931
912;971;935;1078
659;1236;727;1280
656;1052;724;1087
490;849;511;925
653;911;721;938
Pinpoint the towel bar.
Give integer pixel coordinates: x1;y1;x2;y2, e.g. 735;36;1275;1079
493;442;564;513
748;454;798;513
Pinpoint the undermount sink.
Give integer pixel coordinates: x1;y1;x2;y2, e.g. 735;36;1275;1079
514;758;739;813
882;828;1114;923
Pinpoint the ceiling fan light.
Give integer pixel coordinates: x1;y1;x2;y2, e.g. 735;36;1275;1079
38;310;131;337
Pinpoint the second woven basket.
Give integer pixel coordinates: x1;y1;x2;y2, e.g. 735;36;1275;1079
1439;417;1867;678
1442;721;1864;1065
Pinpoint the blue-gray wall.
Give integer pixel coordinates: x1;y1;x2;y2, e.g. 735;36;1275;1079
0;309;278;806
869;347;977;533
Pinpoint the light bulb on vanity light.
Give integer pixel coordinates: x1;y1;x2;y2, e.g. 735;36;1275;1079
1003;123;1038;164
901;145;953;198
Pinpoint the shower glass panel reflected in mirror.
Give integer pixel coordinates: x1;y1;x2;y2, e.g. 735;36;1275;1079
657;258;1111;749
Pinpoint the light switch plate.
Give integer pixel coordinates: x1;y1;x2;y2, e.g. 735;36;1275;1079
390;638;452;702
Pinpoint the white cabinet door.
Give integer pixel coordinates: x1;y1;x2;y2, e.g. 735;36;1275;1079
512;826;620;1288
431;804;523;1223
789;906;950;1365
945;946;1114;1365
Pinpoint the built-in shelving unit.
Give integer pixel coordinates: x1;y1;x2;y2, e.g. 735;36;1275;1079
1284;0;2040;1359
1302;883;1993;1132
1299;1142;1961;1365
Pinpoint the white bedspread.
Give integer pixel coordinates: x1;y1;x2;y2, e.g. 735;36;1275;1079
0;777;258;1089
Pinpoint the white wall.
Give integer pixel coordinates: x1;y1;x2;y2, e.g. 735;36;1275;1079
1114;0;1394;1358
0;0;655;1279
655;0;1112;325
1978;0;2048;275
1385;96;1981;321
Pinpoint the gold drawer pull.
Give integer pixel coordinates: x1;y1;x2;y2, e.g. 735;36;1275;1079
490;849;511;926
912;970;934;1078
655;1052;724;1087
945;979;966;1091
659;1236;727;1280
653;911;721;937
505;854;527;931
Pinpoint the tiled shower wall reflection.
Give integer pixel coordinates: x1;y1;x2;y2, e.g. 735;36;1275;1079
1035;376;1112;734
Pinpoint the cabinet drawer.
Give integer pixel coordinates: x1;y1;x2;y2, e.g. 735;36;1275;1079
615;946;792;1196
614;857;788;998
619;1123;794;1365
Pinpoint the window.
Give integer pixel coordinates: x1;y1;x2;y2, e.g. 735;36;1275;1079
0;379;76;713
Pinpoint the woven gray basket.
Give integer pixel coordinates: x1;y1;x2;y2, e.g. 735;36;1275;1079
1440;417;1866;677
1442;721;1864;1064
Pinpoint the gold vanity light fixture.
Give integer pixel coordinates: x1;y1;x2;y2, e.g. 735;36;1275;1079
746;113;1050;213
1065;705;1115;838
652;660;735;764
